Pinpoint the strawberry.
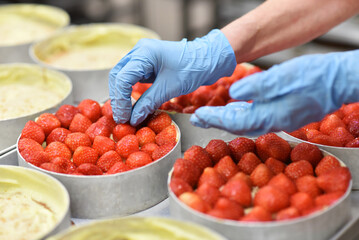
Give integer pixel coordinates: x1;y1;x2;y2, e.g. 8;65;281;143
301;206;325;217
147;111;172;134
316;167;351;193
333;108;345;119
342;102;359;116
290;142;323;167
196;182;221;207
255;133;291;162
329;127;355;146
85;122;111;142
64;132;92;152
214;85;230;102
315;155;341;176
347;118;359;137
182;106;198;114
296;175;322;198
101;100;113;118
96;115;116;132
288;129;307;141
250;163;273;187
115;134;139;159
36;113;61;136
152;142;176;160
208;198;244;220
179;192;210;213
205;139;231;164
126;151;152;169
284;160;314;180
78;99;102;122
20;120;45;144
214;156;238;180
254;185;290;213
172;158;202;187
309;134;343;147
268;173;297;196
141;142;159;157
290;192;315;214
77;163;103;175
21;147;49;166
96;150;122;172
173;95;192;108
132;82;151;94
343;112;359;125
197;167;226;188
106;161;130;174
155;125;177;146
170;177;193;197
319;114;345;135
305;129;322;140
135;127;156;147
315;191;345;208
190;86;213;107
55;104;80;128
45;142;72;161
184;145;213;171
276;207;301;221
18;138;43;153
51;157;76;173
72;146;99;166
264;157;286;175
112;123;136;142
46;127;71;145
161;102;183;112
40;162;65;174
346;137;359;147
240;206;272;222
69;113;92;133
228;137;255;163
205;95;225;106
221;178;252;207
302;122;320;132
228;172;252;188
237;152;262;175
92;136;115;156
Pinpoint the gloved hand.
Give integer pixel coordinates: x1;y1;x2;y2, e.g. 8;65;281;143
109;29;236;125
190;50;359;136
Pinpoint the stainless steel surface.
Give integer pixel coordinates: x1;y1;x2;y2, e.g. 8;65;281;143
0;147;17;165
168;141;352;240
18;122;181;219
0;64;73;151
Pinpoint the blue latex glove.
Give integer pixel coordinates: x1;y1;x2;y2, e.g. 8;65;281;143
190;50;359;136
109;29;236;125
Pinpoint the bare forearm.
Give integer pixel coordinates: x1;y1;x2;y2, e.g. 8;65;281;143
222;0;359;63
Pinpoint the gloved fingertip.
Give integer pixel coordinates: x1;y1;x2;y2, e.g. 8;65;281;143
229;74;260;100
190;113;210;128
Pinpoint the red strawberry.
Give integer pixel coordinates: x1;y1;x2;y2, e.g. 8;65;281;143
173;95;192;108
147;111;172;134
228;172;252;188
206;95;225;106
184;145;213;171
316;167;351;193
72;146;99;166
208;198;244;220
190;86;213;107
296;175;322;198
64;132;92;152
255;133;291;162
228;137;255;163
78;99;102;122
172;158;202;187
198;167;226;188
21;147;49;166
182;106;198;114
92;136;115;156
112;123;136;142
18;138;43;153
254;185;290;213
319;114;345;135
290;192;315;214
250;163;273;187
309;134;343;147
51;157;76;173
55;104;80;128
343;112;359;125
346;137;359;147
302;122;320;132
333;108;345;119
136;127;156;147
170;177;193;197
179;192;210;213
77;163;103;175
214;156;238;180
315;155;341;176
196;182;221;207
221;178;252;207
315;191;345;208
237;152;262;175
301;206;325;217
264;157;286;175
214;85;230;102
155;125;177;146
152;142;176;160
141;142;159;157
85;122;111;142
20;120;45;144
36;113;61;136
305;129;322;140
284;160;314;180
69;113;92;133
115;134;139;159
96;150;122;172
268;173;297;196
342;102;359;116
160;101;183;112
276;207;301;221
205;139;231;164
347;118;359;137
240;206;272;222
96;115;116;132
45;142;72;161
106;161;130;174
288;129;308;141
126;151;152;169
290;142;323;167
46;128;71;145
101;100;113;118
40;162;65;173
329;127;355;146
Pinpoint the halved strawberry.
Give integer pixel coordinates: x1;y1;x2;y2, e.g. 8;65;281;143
78;99;102;122
228;137;255;163
254;185;290;213
97;150;122;172
170;177;193;197
36;113;61;136
237;152;262;175
64;132;92;152
255;133;291;162
205;139;231;164
92;136;115;156
46;128;71;145
45;142;72;161
126;151;152;169
184;145;213;171
115;134;139;159
69;113;92;133
112;123;136;142
20;120;45;144
77;163;103;175
72;146;99;166
55;104;80;128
